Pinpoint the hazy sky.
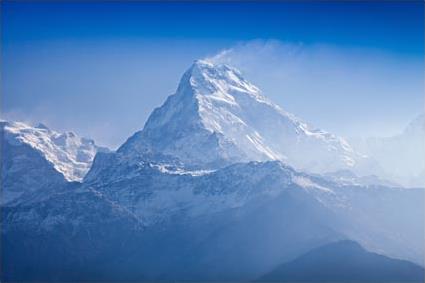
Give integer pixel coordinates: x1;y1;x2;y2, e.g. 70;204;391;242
2;2;424;148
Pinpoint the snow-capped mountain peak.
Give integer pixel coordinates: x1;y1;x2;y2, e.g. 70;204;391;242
2;121;105;181
117;60;362;174
187;59;265;103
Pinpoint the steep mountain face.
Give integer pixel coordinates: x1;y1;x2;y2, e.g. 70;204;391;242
351;114;425;187
259;240;425;282
1;121;107;205
118;60;364;173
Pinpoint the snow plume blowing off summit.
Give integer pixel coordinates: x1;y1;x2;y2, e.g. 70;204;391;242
118;59;372;176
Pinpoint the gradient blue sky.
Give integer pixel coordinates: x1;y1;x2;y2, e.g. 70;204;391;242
2;1;424;148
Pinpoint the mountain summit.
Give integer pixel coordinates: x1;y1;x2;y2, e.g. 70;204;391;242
119;60;362;173
1;121;107;204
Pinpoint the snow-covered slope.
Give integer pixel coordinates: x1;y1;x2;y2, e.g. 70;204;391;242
119;60;364;173
2;121;106;181
1;121;107;205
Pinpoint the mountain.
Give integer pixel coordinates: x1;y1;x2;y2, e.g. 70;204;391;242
259;240;425;282
1;61;424;282
2;161;343;281
81;60;423;273
1;182;145;282
85;154;425;271
118;60;366;174
3;159;424;281
1;121;107;205
351;114;425;187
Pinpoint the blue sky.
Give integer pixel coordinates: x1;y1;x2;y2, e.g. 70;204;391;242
2;1;424;148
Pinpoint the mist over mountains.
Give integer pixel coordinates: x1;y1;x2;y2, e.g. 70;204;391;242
351;114;425;187
1;60;424;282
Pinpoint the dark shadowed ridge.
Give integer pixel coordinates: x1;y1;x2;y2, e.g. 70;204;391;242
258;240;425;282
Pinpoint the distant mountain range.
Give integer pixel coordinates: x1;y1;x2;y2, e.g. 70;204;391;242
1;60;423;282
